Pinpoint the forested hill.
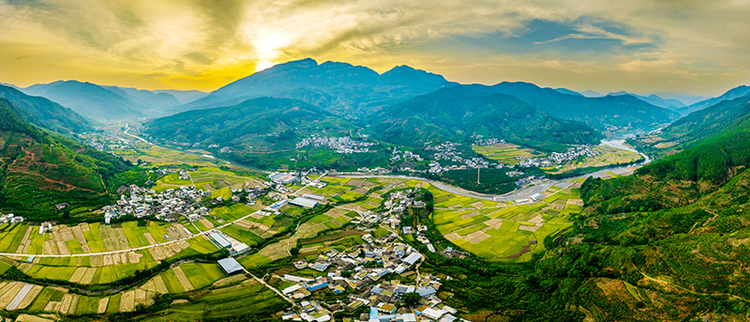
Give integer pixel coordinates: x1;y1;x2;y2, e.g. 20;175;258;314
635;94;750;157
464;82;680;131
372;86;602;149
144;97;350;152
0;99;134;221
0;85;90;135
582;107;750;213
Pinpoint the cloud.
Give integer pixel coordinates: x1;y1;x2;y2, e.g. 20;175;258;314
0;0;748;94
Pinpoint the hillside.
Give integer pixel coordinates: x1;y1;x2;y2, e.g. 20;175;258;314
179;58;457;115
634;94;750;157
144;97;350;152
465;82;680;131
0;99;134;221
677;85;750;115
373;86;602;149
0;85;90;135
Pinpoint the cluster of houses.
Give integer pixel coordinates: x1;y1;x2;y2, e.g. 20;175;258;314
280;238;468;322
471;135;502;146
390;148;424;162
0;213;23;225
103;184;209;224
296;136;376;154
518;145;598;168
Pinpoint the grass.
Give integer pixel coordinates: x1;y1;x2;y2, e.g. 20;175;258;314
238;253;273;269
211;204;256;221
161;269;186;294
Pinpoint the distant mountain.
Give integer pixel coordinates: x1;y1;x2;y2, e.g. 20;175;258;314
463;82;680;131
24;80;145;122
0;85;90;134
180;58;457;115
643;91;707;106
607;91;686;110
677;85;750;115
144;97;349;152
103;86;181;111
0;98;132;220
553;88;583;96
152;89;208;104
372;86;602;149
22;81;187;123
580;90;603;97
0;82;21;90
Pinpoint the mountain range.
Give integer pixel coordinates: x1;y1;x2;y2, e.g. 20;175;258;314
465;82;680;131
180;58;458;116
372;86;601;148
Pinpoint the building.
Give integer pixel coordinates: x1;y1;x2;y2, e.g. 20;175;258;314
303;194;325;201
269;172;298;185
289;197;319;208
402;252;422;266
209;232;231;248
217;257;244;275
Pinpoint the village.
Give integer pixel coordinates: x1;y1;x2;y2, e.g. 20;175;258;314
296;136;377;154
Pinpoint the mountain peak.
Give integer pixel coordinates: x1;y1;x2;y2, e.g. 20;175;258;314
380;65;449;84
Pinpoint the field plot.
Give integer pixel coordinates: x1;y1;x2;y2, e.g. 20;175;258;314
123;143;219;168
547;145;642;174
153;166;264;193
432;184;580;262
472;143;544;165
141;279;289;321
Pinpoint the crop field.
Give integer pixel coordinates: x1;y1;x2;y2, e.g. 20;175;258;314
548;145;642;174
472;143;544;165
179;262;227;289
153;166;265;193
432;184;580;262
141;279;290;321
119;143;219;168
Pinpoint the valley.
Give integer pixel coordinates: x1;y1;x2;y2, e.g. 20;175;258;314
0;57;748;322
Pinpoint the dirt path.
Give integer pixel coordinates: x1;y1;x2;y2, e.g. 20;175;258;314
635;265;750;302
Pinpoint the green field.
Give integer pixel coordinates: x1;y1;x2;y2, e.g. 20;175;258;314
431;184;579;261
472;143;544;165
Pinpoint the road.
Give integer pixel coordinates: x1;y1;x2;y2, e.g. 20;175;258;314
122;124;151;144
0;204;266;258
333;139;651;202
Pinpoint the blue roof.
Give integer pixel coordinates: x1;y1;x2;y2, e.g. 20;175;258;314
307;282;328;292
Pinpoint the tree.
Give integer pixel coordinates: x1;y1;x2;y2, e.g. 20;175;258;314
402;292;421;307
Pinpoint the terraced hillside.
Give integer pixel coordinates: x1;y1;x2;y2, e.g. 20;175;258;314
0;99;135;221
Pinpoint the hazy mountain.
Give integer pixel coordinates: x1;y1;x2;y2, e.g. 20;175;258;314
580;90;603;97
553;88;583;96
0;98;132;220
0;85;90;134
0;82;21;90
463;82;680;131
643;91;707;106
102;85;181;114
180;58;457;115
373;86;602;149
152;89;208;104
145;97;348;152
677;85;750;115
23;80;145;122
607;91;686;110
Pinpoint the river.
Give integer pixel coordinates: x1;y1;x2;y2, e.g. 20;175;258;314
332;139;651;202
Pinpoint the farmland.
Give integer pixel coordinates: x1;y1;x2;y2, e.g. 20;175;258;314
430;181;580;261
546;145;642;174
472;143;544;165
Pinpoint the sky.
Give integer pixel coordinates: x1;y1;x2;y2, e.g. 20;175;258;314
1;0;749;95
